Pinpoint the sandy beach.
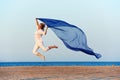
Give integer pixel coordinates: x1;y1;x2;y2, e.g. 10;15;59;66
0;66;120;80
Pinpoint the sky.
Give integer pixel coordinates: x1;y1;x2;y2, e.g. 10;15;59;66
0;0;120;62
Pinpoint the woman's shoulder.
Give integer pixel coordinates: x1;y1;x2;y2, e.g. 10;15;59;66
37;29;43;32
36;29;44;34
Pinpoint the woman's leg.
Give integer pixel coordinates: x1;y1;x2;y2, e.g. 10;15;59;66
38;42;58;52
38;42;49;52
32;42;45;61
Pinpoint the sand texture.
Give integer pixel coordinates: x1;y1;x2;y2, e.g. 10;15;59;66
0;66;120;80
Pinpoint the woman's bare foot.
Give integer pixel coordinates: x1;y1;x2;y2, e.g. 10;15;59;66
41;55;45;61
36;53;45;61
53;45;58;48
48;45;58;49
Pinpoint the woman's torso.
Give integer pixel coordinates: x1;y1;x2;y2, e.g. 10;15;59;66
34;29;43;42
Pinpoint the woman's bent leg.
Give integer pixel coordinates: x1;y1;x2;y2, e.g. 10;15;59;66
32;43;39;55
39;42;58;52
32;42;45;61
38;42;50;52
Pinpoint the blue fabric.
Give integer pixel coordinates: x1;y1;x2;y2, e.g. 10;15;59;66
37;18;102;59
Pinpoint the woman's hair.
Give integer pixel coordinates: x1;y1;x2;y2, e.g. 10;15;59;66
40;23;45;30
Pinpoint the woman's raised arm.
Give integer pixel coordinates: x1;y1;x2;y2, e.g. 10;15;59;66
35;18;39;30
43;26;48;35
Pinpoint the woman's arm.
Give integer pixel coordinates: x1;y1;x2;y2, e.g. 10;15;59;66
35;18;39;30
43;26;48;35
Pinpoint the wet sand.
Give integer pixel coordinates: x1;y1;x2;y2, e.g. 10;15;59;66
0;66;120;80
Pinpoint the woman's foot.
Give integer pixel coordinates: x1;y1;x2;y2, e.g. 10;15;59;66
48;45;58;49
53;45;58;48
36;53;45;61
41;55;45;61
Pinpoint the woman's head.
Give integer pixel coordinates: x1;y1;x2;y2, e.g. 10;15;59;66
38;23;45;30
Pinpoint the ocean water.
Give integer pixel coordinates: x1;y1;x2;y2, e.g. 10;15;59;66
0;62;120;67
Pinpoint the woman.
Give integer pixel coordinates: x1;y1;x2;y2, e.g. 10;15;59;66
32;18;58;61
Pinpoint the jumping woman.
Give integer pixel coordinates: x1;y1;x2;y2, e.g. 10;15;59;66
32;18;58;61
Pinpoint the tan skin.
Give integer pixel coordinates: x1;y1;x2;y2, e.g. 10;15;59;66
35;18;47;33
33;18;58;61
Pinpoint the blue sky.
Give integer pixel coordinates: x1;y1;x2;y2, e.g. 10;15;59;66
0;0;120;62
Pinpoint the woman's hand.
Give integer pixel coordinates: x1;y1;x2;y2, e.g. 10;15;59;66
46;26;48;29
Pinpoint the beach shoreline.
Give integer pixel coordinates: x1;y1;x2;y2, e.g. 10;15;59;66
0;66;120;80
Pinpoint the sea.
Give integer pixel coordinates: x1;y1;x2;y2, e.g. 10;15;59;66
0;62;120;67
